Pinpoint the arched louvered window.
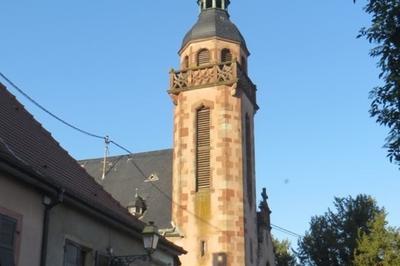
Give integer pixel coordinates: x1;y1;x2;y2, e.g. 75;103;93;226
245;114;253;205
183;56;189;69
196;107;211;191
197;49;210;66
221;49;232;63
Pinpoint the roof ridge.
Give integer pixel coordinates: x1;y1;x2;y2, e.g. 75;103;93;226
78;148;173;162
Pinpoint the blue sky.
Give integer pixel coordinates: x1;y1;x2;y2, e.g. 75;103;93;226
1;0;398;246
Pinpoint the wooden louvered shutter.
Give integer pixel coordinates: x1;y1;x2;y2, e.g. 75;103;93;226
221;49;232;63
197;49;210;66
0;214;17;266
196;108;211;191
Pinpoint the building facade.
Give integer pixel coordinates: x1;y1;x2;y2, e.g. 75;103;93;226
168;1;273;265
0;83;185;266
81;1;275;265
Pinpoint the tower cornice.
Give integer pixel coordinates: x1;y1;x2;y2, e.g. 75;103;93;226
169;60;258;110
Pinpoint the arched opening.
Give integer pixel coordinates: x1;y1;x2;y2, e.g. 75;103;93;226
216;0;222;8
197;49;210;66
205;0;212;8
221;48;232;63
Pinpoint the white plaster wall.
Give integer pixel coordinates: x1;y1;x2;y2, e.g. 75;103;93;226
0;172;44;266
46;203;176;266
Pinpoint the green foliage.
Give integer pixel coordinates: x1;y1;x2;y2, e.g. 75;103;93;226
297;195;384;266
354;213;400;266
272;237;297;266
355;0;400;166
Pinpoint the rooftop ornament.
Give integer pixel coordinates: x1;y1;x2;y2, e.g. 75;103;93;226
127;189;147;218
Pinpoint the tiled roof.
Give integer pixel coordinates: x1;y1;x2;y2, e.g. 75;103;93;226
80;149;173;229
181;9;248;53
0;83;184;254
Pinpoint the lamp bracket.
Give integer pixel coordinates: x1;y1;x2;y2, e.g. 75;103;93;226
110;254;150;266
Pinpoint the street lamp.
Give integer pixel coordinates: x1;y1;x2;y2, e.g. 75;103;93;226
110;221;160;266
142;221;159;254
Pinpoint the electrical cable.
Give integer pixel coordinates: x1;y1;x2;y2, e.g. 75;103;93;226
271;224;301;238
0;72;105;140
1;72;302;238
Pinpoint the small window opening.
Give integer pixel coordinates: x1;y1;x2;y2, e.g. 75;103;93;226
216;0;222;8
221;49;232;63
197;49;210;66
206;0;212;8
64;240;89;266
183;56;189;69
200;241;207;257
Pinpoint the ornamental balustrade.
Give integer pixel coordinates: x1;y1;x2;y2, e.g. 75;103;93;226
169;60;257;108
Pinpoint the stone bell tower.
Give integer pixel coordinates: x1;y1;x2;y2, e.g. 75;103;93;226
168;1;262;265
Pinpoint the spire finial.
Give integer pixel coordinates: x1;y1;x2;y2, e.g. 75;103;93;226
197;0;230;12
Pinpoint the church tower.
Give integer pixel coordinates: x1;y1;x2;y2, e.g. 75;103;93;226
168;1;269;265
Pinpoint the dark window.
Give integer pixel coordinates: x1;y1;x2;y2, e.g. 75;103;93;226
196;107;211;191
183;56;189;69
95;252;110;266
216;0;222;8
245;115;253;205
64;240;87;266
200;241;207;257
0;214;17;266
197;49;210;66
206;0;212;8
221;49;232;63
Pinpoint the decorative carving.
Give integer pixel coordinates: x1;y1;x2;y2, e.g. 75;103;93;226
258;188;271;230
169;61;258;109
230;83;238;97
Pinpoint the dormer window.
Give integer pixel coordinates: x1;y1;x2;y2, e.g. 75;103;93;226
127;190;147;218
197;49;210;66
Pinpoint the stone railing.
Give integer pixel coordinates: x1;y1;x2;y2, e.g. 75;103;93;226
169;60;257;108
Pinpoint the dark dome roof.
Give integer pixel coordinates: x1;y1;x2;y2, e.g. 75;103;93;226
181;9;248;53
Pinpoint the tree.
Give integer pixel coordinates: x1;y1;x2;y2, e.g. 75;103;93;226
354;213;400;266
297;195;384;266
354;0;400;166
272;237;297;266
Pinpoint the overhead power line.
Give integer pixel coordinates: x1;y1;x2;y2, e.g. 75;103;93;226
0;72;302;239
0;72;105;140
271;224;302;238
